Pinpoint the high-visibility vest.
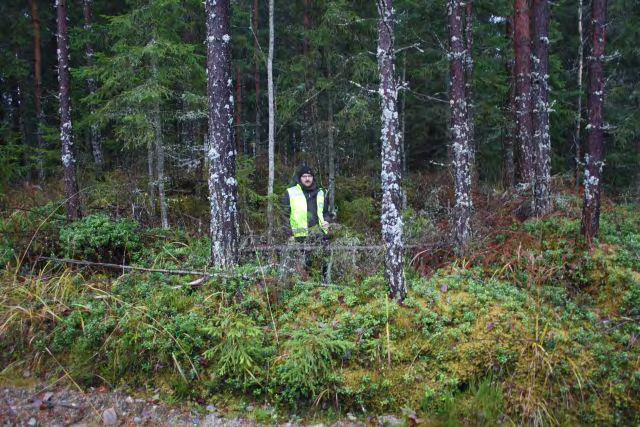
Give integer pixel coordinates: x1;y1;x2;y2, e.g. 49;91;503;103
287;184;327;237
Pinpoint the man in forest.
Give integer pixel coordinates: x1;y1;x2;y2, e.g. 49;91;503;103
281;165;332;281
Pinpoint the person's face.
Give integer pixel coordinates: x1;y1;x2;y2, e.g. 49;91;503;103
300;173;313;188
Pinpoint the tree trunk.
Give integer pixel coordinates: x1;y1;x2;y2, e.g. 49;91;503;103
147;141;156;218
575;0;584;189
253;0;261;158
377;0;405;303
514;0;534;186
464;1;477;190
236;65;243;154
503;17;516;189
532;0;552;216
327;97;336;214
83;0;104;177
29;0;45;182
56;0;81;221
206;0;239;267
266;0;275;242
581;0;607;241
448;0;473;254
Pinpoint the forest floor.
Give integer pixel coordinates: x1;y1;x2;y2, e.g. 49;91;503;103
1;181;639;425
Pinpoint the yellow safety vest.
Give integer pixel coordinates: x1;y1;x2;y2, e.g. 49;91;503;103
287;184;327;237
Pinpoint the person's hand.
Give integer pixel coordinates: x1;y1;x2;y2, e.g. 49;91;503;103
322;221;329;229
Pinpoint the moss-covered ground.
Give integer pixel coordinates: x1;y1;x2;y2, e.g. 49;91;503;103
1;196;638;425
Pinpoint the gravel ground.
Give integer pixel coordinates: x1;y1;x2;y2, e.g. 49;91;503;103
0;383;377;426
0;384;262;426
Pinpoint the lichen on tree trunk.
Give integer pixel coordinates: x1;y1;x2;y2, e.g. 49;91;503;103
377;0;406;303
206;0;239;267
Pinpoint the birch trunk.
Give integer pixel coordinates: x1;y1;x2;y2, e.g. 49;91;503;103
448;0;472;254
514;0;535;186
532;0;552;216
266;0;275;242
206;0;239;267
56;0;81;221
83;0;104;177
29;0;45;182
581;0;607;241
377;0;405;303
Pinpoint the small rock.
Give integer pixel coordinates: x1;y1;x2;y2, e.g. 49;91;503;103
133;417;142;424
380;415;403;426
206;405;217;412
28;417;37;426
42;392;54;402
23;370;32;378
102;407;118;425
125;396;134;404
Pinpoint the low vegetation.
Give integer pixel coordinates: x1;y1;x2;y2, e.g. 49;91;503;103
1;183;638;425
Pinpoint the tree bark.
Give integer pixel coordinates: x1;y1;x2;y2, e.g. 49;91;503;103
514;0;534;186
147;141;156;218
532;0;552;216
581;0;607;241
266;0;275;242
253;0;261;158
206;0;239;267
377;0;405;303
83;0;104;177
56;0;81;221
503;17;516;189
464;1;477;190
29;0;45;182
448;0;473;254
575;0;584;189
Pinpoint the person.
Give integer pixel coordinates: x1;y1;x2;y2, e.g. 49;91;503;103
281;165;332;280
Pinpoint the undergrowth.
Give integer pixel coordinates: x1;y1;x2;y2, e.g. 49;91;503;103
0;203;638;425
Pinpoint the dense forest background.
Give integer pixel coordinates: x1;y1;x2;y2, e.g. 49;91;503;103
1;0;639;425
1;0;638;220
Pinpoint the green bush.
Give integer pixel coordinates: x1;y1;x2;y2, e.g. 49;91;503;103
59;213;141;263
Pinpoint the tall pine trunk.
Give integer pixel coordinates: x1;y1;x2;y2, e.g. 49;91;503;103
503;17;516;189
206;0;239;267
83;0;104;177
29;0;45;182
575;0;584;189
532;0;552;216
514;0;534;186
464;1;476;190
56;0;81;221
448;0;472;254
253;0;261;158
266;0;275;242
377;0;405;303
581;0;607;241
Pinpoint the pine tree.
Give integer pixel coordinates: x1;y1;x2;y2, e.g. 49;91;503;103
532;0;551;216
82;0;104;176
56;0;81;221
376;0;405;303
206;0;239;267
581;0;607;240
514;0;534;186
448;0;472;253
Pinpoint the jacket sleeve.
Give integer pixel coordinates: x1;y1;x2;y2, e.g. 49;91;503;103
281;191;292;236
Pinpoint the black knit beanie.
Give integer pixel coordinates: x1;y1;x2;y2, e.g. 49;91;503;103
296;165;314;180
